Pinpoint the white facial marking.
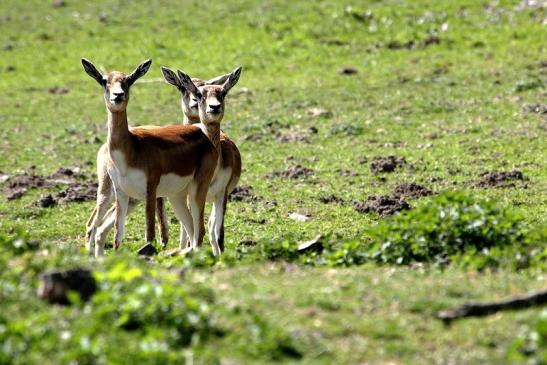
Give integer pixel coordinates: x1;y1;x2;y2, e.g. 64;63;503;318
109;82;125;103
206;96;222;113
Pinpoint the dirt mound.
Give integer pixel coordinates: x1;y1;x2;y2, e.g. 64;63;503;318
57;182;98;203
393;183;433;198
7;173;49;189
3;166;97;205
354;195;410;216
228;185;262;203
524;104;547;115
319;194;345;204
266;165;315;179
5;173;52;200
476;170;525;188
370;156;406;173
37;194;56;208
50;167;85;180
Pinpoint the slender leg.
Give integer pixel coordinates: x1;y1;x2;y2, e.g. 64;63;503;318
95;199;138;250
86;177;113;255
145;182;158;244
156;198;169;248
180;226;189;249
208;202;217;251
112;189;129;253
168;190;194;250
189;181;209;250
213;192;228;254
85;206;97;242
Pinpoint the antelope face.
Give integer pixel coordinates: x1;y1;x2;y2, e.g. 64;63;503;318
82;58;152;113
176;66;242;126
161;67;233;124
197;85;226;124
104;72;130;112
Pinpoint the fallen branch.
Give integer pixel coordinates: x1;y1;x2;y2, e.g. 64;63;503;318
436;289;547;326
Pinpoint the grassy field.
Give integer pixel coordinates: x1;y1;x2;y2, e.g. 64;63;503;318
0;0;546;364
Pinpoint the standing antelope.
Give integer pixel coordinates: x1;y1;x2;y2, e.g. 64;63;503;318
85;71;231;254
173;67;242;255
81;58;218;256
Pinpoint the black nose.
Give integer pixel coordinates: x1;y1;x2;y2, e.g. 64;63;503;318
210;104;221;111
113;92;125;97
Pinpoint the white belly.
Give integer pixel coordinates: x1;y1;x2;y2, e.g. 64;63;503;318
207;167;232;201
108;150;191;199
157;173;191;197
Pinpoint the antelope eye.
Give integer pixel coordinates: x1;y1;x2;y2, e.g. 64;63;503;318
195;92;203;99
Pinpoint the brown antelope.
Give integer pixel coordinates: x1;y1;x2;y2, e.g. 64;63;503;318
81;58;218;256
175;67;242;255
85;71;231;254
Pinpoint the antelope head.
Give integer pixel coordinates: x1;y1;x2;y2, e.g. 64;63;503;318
81;58;152;113
177;66;241;125
161;67;231;122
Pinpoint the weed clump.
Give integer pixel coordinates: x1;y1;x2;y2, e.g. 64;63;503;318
365;192;541;268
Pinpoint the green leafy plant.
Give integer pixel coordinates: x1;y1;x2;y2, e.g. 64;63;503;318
365;192;535;268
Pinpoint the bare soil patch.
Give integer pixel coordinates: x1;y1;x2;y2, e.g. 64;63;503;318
3;166;97;205
393;183;433;198
370;156;406;174
319;194;345;204
228;185;262;203
475;170;527;188
524;104;547;115
354;196;410;216
266;165;315;179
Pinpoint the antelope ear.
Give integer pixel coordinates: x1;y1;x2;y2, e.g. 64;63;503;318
177;70;200;97
205;72;230;86
161;66;184;91
222;66;242;94
127;59;152;86
81;58;106;86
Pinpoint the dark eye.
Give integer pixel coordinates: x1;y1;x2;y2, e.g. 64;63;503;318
195;92;203;99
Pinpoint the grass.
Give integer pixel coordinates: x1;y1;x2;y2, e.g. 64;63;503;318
0;0;546;363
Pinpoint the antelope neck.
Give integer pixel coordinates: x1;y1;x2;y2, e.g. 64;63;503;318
106;109;131;151
200;122;221;152
183;114;200;125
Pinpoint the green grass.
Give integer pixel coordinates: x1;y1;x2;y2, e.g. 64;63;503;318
0;0;546;363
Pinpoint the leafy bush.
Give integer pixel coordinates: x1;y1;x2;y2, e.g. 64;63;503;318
0;228;39;256
0;232;304;364
324;240;368;267
365;191;538;268
0;256;217;365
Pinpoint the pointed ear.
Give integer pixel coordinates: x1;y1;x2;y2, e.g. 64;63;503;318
177;70;200;97
161;66;183;90
205;72;230;86
127;59;152;86
222;66;242;94
81;58;105;86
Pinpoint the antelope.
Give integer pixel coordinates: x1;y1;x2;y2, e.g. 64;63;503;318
174;67;242;254
85;72;231;254
81;58;218;256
